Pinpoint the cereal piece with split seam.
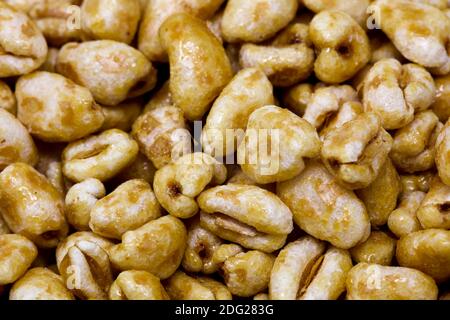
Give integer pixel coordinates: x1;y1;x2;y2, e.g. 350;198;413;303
198;184;294;253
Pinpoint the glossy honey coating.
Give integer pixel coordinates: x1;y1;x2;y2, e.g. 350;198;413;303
277;161;370;249
400;171;435;194
299;247;353;300
10;267;75;300
56;231;114;300
0;80;16;114
154;153;226;219
5;0;83;46
65;178;105;231
16;71;105;142
109;216;187;279
390;110;442;173
165;271;231;300
416;176;450;229
309;10;371;84
201;68;274;158
282;83;316;117
239;23;315;87
159;13;233;121
374;0;449;72
436;119;450;185
270;236;352;300
62;129;139;182
221;0;298;43
432;75;450;122
57;40;157;106
0;0;449;301
81;0;140;44
0;234;37;285
0;2;48;77
321;112;393;190
132;106;191;170
109;270;169;300
396;229;450;283
363;59;436;130
138;0;224;62
303;85;359;134
222;250;275;297
388;191;425;238
350;231;396;266
346;263;438;300
195;276;233;300
239;105;321;184
270;236;327;300
0;109;38;170
211;243;244;265
182;219;223;274
302;0;370;26
321;101;365;140
90;179;161;239
356;158;401;226
0;163;68;248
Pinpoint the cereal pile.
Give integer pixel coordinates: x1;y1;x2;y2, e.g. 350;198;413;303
0;0;449;300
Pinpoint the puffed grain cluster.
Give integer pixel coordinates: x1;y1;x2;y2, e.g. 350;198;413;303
0;0;449;301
